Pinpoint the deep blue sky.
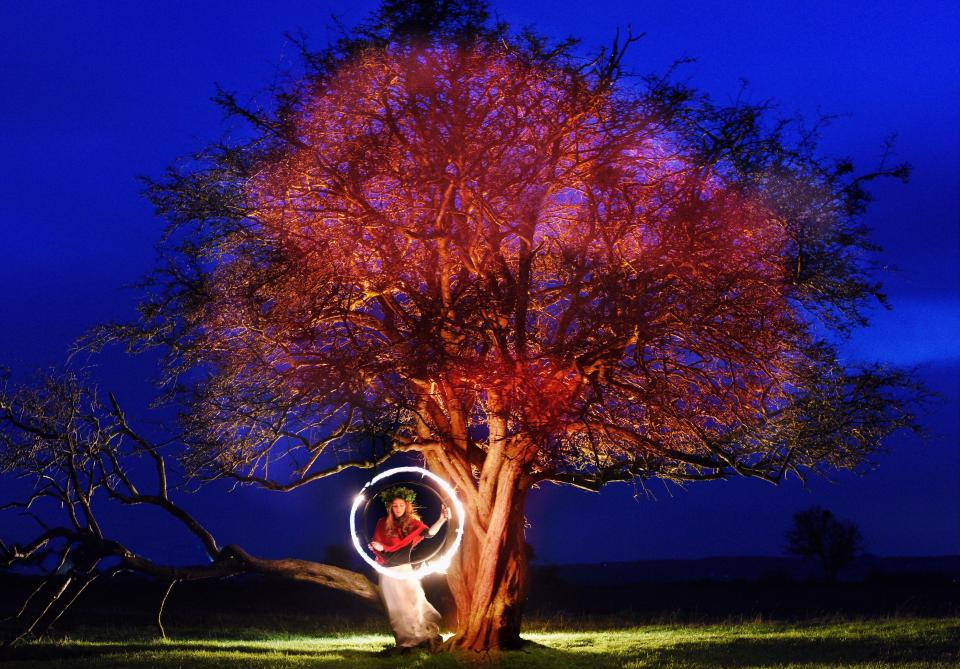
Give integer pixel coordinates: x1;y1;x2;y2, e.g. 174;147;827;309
1;1;957;564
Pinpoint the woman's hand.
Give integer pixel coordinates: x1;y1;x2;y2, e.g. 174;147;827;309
426;505;452;538
368;541;384;552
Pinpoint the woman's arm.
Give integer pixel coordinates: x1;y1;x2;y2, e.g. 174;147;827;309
370;518;428;553
426;505;451;537
368;518;387;553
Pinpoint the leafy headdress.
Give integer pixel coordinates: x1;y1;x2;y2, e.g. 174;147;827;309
379;485;416;508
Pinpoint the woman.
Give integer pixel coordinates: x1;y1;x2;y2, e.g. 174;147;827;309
367;486;450;651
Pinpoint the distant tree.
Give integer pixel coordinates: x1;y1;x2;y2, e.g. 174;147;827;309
2;0;920;653
786;506;865;582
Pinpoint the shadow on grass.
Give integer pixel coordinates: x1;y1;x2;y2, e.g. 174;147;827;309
0;641;381;664
0;638;579;668
628;633;960;668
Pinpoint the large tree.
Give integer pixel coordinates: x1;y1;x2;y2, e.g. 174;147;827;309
84;0;914;651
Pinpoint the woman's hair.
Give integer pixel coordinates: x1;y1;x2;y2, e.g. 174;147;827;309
383;496;423;538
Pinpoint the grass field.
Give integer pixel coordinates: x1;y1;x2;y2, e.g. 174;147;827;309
1;618;958;668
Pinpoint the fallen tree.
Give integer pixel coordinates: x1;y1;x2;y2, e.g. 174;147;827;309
0;371;378;645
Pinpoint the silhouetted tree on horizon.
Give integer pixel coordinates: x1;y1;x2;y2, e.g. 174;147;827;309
786;506;865;582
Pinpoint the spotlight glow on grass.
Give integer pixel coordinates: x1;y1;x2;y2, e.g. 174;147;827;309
14;620;959;668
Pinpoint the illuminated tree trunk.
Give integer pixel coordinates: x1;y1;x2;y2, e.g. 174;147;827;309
443;459;530;652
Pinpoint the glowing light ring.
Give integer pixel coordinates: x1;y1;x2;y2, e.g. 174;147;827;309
350;466;465;580
358;481;450;565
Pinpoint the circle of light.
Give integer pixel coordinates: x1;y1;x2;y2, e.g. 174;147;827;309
350;466;465;580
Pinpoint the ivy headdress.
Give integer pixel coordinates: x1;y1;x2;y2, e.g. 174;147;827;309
379;485;416;507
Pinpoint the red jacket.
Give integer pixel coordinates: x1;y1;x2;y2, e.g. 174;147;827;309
372;517;427;564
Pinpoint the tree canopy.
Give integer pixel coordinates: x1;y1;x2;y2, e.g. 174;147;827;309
74;0;917;650
131;26;911;494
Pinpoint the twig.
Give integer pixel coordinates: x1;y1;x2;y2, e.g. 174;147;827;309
157;579;178;640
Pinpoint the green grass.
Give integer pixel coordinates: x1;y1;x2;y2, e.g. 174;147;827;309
2;618;958;668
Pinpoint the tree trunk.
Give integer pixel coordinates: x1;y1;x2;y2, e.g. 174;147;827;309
444;468;530;652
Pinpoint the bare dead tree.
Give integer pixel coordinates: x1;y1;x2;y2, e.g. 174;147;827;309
0;371;379;646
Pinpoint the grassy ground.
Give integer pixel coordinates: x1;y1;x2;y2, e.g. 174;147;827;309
1;618;958;668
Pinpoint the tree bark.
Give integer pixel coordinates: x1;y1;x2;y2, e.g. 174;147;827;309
444;466;530;652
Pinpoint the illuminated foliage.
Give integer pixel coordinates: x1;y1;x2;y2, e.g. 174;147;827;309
148;43;908;488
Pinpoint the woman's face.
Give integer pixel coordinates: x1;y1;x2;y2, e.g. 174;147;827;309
390;497;407;518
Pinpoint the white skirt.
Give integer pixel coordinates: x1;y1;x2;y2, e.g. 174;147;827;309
379;564;441;647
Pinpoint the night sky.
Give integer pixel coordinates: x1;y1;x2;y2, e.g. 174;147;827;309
1;1;957;566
